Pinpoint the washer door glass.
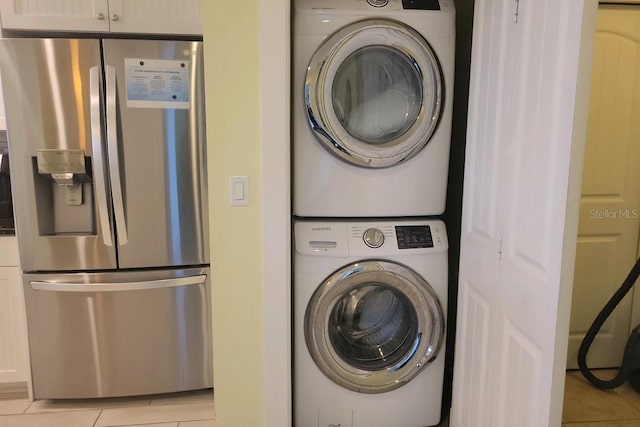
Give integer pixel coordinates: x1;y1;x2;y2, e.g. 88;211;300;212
329;282;419;371
305;19;443;168
305;260;444;394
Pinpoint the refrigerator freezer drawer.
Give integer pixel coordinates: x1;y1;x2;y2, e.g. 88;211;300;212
23;268;212;399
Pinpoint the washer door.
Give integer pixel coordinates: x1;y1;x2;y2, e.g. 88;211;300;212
304;260;444;394
305;19;443;169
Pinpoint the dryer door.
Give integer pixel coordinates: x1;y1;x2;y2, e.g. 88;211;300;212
305;18;443;169
304;259;444;394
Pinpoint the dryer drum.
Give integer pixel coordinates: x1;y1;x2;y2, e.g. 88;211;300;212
304;260;445;394
305;18;444;169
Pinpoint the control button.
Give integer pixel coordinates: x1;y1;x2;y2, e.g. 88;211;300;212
367;0;389;7
363;228;385;248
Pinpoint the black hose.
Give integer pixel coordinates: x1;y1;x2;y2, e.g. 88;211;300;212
578;256;640;388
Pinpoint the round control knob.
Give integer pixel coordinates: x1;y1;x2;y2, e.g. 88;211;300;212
363;228;385;248
367;0;389;7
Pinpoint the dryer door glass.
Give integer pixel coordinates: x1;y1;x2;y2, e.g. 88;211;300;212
332;46;423;145
305;18;443;169
304;260;444;394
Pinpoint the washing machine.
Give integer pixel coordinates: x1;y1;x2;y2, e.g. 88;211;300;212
293;0;455;218
294;219;448;427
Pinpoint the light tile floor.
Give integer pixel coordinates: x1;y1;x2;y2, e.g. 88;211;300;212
563;370;640;426
0;388;214;427
14;376;628;427
0;386;451;427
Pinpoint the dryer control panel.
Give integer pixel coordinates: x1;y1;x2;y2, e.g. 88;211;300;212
402;0;440;10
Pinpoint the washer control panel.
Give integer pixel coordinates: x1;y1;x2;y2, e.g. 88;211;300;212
363;228;385;248
395;225;434;249
294;220;447;257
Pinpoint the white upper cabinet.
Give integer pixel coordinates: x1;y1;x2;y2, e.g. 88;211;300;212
0;0;111;32
108;0;202;35
0;0;202;35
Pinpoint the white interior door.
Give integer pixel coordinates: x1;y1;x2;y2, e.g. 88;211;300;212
567;4;640;370
451;0;597;426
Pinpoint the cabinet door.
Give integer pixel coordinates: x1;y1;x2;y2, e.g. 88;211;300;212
108;0;202;35
0;0;110;32
0;266;28;384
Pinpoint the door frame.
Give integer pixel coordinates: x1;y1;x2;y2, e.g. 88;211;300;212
206;0;598;426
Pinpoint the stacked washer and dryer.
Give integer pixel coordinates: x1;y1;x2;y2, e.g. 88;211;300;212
292;1;455;426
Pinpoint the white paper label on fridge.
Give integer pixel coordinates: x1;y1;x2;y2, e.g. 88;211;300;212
124;58;190;109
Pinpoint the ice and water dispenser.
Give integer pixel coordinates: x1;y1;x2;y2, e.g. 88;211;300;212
33;148;95;236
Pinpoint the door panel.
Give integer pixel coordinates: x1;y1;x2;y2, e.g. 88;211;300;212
0;38;117;272
568;4;640;370
304;260;444;394
305;19;443;168
450;0;514;424
492;0;591;424
103;39;209;269
451;0;596;426
0;266;28;384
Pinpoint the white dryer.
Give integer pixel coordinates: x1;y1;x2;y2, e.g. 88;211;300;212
294;219;448;427
293;0;455;218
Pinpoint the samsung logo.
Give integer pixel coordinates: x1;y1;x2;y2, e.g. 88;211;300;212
311;227;331;231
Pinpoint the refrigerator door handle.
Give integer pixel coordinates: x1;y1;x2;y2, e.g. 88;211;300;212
105;65;129;246
89;66;114;247
29;274;207;292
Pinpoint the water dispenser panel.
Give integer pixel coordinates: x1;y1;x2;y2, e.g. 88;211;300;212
36;149;89;186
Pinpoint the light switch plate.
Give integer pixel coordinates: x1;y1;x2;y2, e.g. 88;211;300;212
229;176;249;206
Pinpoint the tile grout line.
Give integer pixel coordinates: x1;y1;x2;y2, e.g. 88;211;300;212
92;408;103;427
23;398;34;414
613;387;640;413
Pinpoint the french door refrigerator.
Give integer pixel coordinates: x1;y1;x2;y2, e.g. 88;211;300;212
0;38;211;399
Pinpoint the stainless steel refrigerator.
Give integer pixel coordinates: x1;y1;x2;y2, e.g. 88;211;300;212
0;38;211;399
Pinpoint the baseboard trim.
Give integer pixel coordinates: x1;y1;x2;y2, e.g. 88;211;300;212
0;382;29;399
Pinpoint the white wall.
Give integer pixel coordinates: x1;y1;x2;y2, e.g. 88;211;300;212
203;1;291;426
